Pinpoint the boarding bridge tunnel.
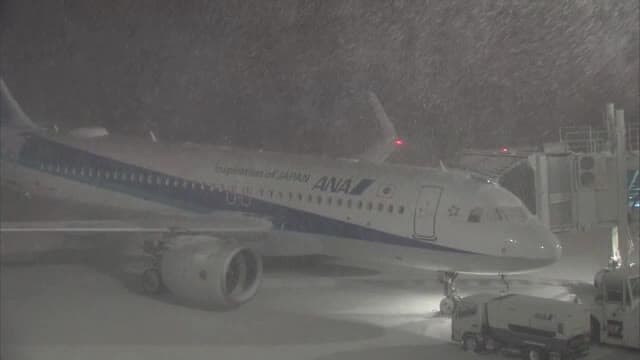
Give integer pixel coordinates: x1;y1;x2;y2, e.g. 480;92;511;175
457;122;639;234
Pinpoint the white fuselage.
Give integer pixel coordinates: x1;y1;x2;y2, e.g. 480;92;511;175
0;127;561;274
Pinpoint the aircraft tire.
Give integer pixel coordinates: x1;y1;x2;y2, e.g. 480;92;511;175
141;268;164;294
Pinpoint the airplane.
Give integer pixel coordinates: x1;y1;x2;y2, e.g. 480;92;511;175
0;78;561;314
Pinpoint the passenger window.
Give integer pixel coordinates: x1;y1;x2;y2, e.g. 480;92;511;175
337;198;343;207
377;203;384;211
307;194;313;202
347;199;352;208
317;195;322;204
468;207;483;223
298;193;303;201
288;192;293;200
327;197;332;205
398;206;405;214
278;192;283;199
367;202;373;210
357;201;363;210
388;204;393;213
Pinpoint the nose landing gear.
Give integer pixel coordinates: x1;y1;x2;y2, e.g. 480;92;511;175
500;273;510;294
438;271;460;315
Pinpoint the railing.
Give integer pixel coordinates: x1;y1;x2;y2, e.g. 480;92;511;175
559;123;640;153
628;123;640;152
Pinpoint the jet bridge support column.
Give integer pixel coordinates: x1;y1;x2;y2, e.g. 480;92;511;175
612;108;635;270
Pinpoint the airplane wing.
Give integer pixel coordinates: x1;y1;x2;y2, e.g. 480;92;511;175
0;212;272;234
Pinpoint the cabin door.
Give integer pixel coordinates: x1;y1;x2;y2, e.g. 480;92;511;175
413;186;442;240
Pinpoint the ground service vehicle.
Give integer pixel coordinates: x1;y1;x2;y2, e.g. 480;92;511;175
591;269;640;349
452;293;590;360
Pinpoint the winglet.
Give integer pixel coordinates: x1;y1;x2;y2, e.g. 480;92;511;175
440;160;448;172
0;78;40;130
355;91;398;164
149;130;158;143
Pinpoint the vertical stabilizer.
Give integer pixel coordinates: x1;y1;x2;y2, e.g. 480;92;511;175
356;91;399;163
0;78;39;129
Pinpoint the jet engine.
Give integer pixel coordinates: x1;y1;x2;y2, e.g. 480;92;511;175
158;238;262;309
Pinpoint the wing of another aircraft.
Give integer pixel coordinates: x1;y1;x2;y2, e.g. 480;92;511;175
0;211;272;234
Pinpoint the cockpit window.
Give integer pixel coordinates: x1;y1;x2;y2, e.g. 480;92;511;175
497;206;528;222
467;207;483;223
484;208;503;222
468;206;527;223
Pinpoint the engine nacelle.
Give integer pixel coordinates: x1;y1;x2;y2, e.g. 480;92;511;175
160;237;262;309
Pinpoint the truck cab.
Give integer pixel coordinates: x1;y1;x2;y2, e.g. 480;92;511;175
451;293;492;344
591;270;640;349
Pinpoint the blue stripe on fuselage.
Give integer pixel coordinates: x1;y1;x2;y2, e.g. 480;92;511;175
16;134;475;254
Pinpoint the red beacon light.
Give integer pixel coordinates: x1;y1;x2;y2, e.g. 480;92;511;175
500;146;509;154
393;138;406;147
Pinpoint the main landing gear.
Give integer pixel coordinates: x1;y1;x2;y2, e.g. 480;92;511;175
438;271;460;315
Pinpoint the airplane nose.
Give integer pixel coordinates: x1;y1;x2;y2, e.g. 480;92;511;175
505;222;562;265
536;225;562;262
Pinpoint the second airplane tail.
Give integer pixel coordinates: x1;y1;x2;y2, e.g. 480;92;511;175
0;78;40;130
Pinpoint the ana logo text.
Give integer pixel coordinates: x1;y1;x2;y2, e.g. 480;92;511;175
311;176;375;195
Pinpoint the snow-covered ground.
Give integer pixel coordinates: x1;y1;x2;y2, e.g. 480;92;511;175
2;239;638;360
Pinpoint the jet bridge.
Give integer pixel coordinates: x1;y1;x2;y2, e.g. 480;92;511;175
459;104;639;270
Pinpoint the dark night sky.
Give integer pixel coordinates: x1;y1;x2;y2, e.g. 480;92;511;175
1;1;638;163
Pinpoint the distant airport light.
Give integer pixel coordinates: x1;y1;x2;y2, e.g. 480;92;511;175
500;146;509;153
394;138;406;147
